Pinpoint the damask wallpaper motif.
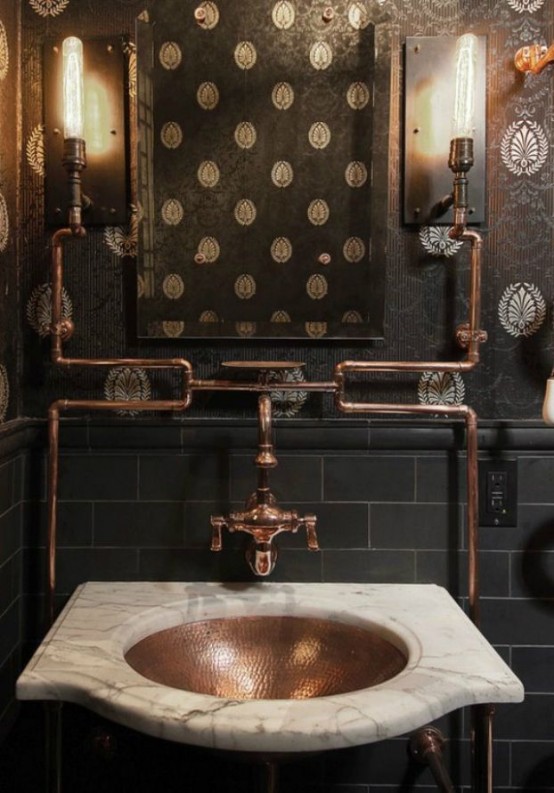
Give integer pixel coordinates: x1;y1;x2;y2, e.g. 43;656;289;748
18;0;554;420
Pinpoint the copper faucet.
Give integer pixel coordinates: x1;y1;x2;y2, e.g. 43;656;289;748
210;394;319;576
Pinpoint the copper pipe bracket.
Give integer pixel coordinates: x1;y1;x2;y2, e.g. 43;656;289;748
456;323;488;350
51;318;75;342
410;726;446;763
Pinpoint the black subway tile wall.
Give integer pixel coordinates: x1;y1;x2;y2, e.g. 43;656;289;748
4;419;554;790
0;432;26;745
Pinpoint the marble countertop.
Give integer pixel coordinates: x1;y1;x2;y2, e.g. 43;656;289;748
17;582;524;754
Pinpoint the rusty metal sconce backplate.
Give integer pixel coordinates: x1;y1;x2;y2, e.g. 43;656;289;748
43;37;130;227
403;36;487;226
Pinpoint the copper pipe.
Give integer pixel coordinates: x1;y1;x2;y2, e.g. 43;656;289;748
45;702;63;793
472;703;495;793
466;406;480;626
191;379;336;392
256;394;277;470
46;404;60;629
410;726;455;793
50;227;194;399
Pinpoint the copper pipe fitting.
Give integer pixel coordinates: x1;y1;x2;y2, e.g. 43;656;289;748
410;727;455;793
515;42;554;75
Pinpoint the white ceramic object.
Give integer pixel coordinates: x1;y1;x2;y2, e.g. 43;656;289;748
17;582;523;754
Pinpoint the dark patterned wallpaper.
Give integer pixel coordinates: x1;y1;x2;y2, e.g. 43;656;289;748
16;0;554;420
0;2;20;423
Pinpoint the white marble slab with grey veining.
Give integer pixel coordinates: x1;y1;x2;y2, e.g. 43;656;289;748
17;582;523;754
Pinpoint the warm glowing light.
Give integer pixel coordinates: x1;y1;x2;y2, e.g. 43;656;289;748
85;77;112;155
542;378;554;426
62;36;84;140
452;33;478;139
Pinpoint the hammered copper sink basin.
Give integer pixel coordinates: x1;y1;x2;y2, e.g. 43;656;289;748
124;615;408;700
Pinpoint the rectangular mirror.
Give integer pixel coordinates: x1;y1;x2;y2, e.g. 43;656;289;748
135;2;390;340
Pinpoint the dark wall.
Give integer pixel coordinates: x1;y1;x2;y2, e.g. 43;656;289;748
0;423;31;745
1;0;554;790
18;0;554;420
0;0;20;422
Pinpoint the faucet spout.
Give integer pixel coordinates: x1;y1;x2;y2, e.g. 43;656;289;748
246;541;277;577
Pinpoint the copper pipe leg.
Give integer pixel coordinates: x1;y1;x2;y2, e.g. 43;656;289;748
260;761;279;793
410;726;455;793
472;704;494;793
45;701;63;793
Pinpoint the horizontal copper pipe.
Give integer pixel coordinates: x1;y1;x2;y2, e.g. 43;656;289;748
190;379;336;392
52;399;190;412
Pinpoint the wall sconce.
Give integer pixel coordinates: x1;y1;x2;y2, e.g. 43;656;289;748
515;42;554;75
403;34;486;226
43;36;129;226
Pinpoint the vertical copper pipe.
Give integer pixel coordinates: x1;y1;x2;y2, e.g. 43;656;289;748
45;702;63;793
46;404;61;629
465;407;479;626
463;229;484;364
472;703;495;793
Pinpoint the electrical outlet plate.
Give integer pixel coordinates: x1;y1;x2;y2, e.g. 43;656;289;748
478;459;518;527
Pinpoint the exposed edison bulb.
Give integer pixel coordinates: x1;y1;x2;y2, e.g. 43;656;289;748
452;33;478;140
542;377;554;426
62;36;84;140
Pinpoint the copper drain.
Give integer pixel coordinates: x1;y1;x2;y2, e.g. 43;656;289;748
125;615;407;700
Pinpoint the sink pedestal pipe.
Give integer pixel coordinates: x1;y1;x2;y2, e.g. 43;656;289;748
410;726;455;793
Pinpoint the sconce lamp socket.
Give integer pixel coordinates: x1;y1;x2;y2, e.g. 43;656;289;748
62;137;89;228
62;137;86;171
448;137;475;233
448;136;474;174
